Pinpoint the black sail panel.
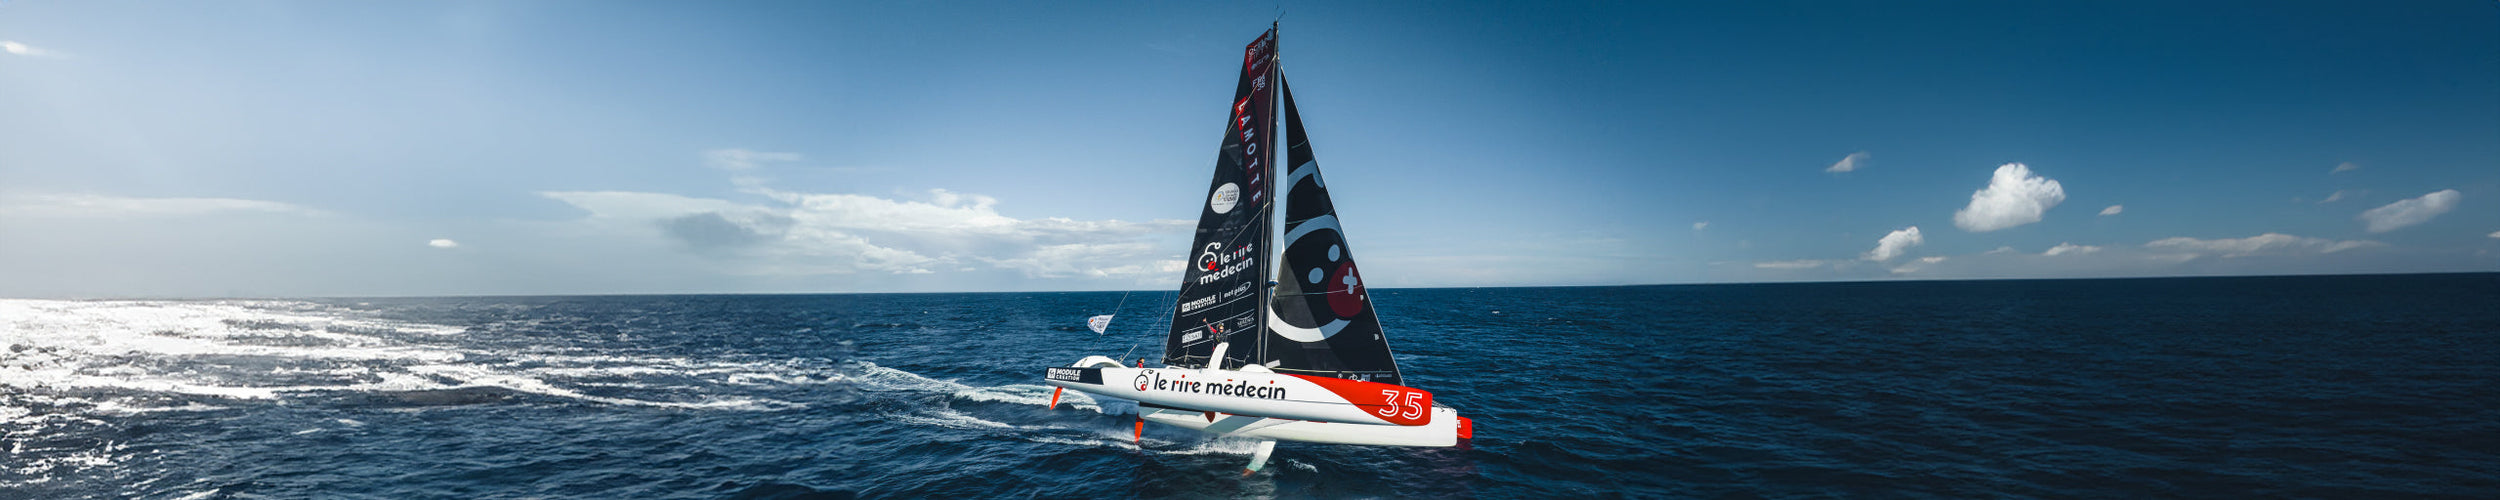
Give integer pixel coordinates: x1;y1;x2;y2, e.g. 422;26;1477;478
1164;29;1278;370
1263;78;1404;387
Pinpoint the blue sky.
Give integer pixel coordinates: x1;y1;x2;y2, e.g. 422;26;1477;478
3;1;2495;297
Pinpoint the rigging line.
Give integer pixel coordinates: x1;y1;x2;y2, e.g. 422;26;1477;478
1099;289;1132;336
1137;290;1174;365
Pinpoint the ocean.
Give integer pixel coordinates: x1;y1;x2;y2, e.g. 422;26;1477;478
4;273;2496;498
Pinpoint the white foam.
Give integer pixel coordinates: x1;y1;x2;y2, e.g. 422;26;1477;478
888;407;1018;431
0;299;821;417
2;442;124;484
841;361;1101;411
1023;435;1135;449
85;400;228;416
1150;436;1274;456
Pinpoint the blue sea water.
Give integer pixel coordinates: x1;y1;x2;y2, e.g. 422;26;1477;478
4;273;2497;498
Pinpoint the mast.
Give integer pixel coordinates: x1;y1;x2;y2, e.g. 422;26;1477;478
1258;22;1283;368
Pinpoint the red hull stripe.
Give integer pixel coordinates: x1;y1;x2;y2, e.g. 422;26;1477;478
1280;374;1433;426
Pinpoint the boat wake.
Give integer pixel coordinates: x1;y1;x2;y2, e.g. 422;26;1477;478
2;298;1261;492
0;299;822;414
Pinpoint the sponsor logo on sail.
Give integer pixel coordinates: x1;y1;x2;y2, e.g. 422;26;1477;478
1178;294;1218;314
1209;183;1240;214
1180;282;1257;315
1195;242;1256;285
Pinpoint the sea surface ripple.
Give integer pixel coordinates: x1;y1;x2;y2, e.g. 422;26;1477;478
4;273;2496;498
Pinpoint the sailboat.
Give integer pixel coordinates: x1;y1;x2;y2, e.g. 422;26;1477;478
1039;24;1472;474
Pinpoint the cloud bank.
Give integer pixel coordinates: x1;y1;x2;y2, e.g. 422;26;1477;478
1753;259;1833;270
2143;233;2380;258
1953;163;2065;232
539;187;1189;279
0;193;317;218
1746;232;2414;282
2357;189;2460;233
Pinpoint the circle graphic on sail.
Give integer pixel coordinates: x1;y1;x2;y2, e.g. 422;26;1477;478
1271;219;1358;343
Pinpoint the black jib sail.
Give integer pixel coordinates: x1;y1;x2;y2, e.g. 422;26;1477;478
1164;28;1278;370
1261;77;1404;387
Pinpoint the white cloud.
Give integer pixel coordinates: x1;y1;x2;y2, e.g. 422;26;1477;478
2040;243;2100;256
1953;163;2066;232
1864;226;1923;261
0;193;316;218
2488;230;2500;239
1825;151;1869;173
1;40;65;58
1692;221;1709;231
2357;189;2461;233
704;148;802;171
428;239;459;249
2099;205;2123;216
2144;233;2381;258
2331;162;2360;174
2319;190;2349;204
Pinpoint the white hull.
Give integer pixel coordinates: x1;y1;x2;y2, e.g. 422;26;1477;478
1139;404;1462;447
1044;355;1469;448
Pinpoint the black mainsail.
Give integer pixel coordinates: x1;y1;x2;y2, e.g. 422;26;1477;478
1261;77;1404;387
1164;28;1279;370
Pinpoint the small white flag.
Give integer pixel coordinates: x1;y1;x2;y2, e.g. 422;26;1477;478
1087;314;1115;334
